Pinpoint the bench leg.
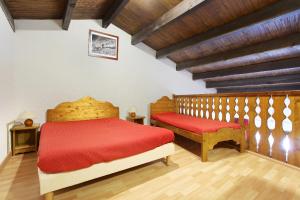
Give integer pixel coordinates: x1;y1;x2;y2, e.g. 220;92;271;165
201;142;208;162
45;192;54;200
240;138;246;153
240;129;246;153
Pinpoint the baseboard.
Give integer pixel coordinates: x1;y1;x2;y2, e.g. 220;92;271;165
0;152;11;173
246;150;300;172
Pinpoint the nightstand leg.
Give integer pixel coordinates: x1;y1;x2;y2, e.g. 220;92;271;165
35;129;38;152
12;131;15;156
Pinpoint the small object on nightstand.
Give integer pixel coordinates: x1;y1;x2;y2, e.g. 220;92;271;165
10;124;40;156
17;111;36;127
128;106;137;118
127;115;145;125
24;119;33;127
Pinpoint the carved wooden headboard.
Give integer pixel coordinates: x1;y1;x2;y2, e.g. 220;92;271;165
150;96;175;115
46;97;119;122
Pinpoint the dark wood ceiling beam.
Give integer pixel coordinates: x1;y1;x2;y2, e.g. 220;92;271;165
131;0;206;45
193;57;300;80
0;0;15;32
217;83;300;93
62;0;78;30
102;0;129;28
204;68;300;82
177;33;300;71
156;0;300;59
207;73;300;88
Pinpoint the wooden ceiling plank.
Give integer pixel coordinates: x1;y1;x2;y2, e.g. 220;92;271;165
0;0;15;32
102;0;129;28
156;0;300;59
177;33;300;71
217;84;300;93
207;73;300;88
62;0;78;30
131;0;207;45
193;57;300;80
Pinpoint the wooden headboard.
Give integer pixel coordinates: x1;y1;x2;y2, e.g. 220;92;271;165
46;97;119;122
150;96;175;115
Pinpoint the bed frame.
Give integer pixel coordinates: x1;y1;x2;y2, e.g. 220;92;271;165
39;97;175;200
150;96;245;162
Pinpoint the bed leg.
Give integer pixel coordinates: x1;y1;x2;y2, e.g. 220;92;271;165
201;142;208;162
163;156;170;166
45;192;54;200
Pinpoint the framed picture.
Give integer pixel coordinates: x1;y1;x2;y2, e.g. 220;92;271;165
88;30;119;60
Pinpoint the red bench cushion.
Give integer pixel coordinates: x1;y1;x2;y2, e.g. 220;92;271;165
151;112;240;134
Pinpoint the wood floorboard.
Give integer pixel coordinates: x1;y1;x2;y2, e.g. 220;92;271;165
1;136;300;200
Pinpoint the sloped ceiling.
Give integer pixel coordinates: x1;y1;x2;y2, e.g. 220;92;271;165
2;0;300;93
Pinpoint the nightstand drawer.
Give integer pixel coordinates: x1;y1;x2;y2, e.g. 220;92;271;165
14;145;36;155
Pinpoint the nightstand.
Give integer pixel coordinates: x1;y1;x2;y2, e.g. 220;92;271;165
10;124;40;156
126;116;145;125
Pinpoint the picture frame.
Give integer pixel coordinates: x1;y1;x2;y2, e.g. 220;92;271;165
88;30;119;60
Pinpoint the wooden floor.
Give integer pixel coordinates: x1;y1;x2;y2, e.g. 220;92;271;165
1;137;300;200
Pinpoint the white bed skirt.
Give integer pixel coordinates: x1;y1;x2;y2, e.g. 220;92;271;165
38;142;175;195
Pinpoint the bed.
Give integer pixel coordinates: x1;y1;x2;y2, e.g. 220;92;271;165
150;96;245;162
38;97;175;200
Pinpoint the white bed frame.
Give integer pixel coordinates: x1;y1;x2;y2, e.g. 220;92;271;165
39;143;175;199
38;97;175;200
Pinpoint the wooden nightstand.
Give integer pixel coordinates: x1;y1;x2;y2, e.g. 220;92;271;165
126;116;145;125
10;124;40;156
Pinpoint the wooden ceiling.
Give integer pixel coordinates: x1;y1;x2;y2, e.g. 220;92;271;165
1;0;300;93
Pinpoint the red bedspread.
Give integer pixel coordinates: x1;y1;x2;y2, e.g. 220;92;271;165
151;112;240;134
38;118;174;173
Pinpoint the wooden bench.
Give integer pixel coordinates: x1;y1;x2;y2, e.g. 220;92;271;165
150;96;245;161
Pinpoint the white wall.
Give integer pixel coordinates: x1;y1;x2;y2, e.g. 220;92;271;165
13;20;215;123
0;10;16;163
0;19;215;162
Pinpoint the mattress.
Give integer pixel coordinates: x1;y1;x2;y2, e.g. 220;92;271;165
151;112;240;134
38;118;174;173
